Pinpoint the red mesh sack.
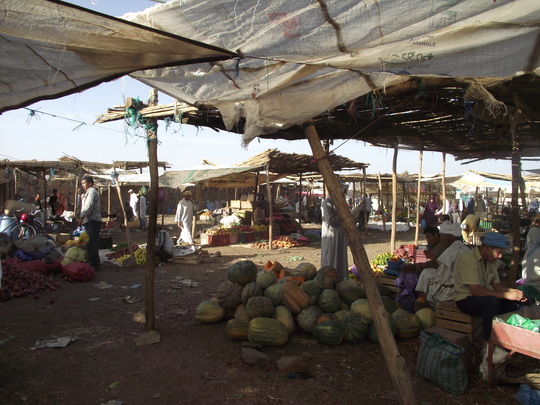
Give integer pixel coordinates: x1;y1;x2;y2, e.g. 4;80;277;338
62;262;94;282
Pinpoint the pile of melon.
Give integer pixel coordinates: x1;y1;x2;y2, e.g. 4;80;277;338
195;259;436;346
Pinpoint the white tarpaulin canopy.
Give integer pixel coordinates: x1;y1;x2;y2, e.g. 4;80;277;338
449;170;540;193
124;0;540;144
158;165;263;189
0;0;235;113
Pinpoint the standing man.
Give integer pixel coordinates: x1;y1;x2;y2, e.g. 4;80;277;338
139;189;147;229
175;190;195;245
421;194;441;230
454;232;527;341
321;183;348;281
79;175;102;270
128;189;139;218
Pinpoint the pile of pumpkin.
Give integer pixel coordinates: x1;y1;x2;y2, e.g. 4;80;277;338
195;260;436;346
252;235;302;250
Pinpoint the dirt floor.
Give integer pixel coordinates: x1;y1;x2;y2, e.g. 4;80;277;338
0;217;536;405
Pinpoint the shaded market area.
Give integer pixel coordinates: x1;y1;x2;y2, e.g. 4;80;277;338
1;1;540;405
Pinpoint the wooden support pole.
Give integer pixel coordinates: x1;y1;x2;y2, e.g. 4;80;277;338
363;166;368;226
145;88;159;331
377;172;386;231
299;173;303;225
304;121;417;405
390;146;398;252
114;177;135;262
509;112;522;288
415;151;423;246
442;152;447;216
266;164;273;249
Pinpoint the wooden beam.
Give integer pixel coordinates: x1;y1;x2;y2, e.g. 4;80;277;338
390;147;398;252
509;112;522;288
415;151;423;245
303;121;417;405
145;89;159;331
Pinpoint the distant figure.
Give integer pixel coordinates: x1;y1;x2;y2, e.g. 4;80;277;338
476;195;487;216
321;183;349;281
461;214;480;244
175;190;195;245
128;189;139;218
466;196;475;214
34;194;42;211
529;198;539;216
79;175;102;270
253;201;266;226
139;190;147;229
421;194;441;229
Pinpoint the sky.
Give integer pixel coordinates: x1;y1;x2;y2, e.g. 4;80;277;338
1;0;535;177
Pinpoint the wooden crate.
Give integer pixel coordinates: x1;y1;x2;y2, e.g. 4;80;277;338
172;253;201;265
378;274;399;298
435;300;482;343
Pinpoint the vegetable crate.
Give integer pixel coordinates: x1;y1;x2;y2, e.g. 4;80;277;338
172;253;201;265
378;274;399;298
435;300;482;343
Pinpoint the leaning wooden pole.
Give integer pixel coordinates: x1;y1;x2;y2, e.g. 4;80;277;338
304;121;417;405
414;151;423;245
113;176;135;262
145;89;160;331
509;112;522;288
266;163;273;249
442;152;447;216
390;146;398;252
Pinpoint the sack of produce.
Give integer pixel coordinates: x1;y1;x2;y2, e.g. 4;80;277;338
62;262;94;282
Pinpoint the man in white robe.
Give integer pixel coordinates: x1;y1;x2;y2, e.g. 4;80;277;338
175;190;195;245
321;183;348;281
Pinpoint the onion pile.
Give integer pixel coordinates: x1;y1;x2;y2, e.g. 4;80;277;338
0;259;61;301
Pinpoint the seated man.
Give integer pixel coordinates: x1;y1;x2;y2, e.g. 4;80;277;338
415;223;469;307
402;222;462;275
454;232;527;341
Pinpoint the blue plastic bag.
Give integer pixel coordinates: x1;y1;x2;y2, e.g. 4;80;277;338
515;384;540;405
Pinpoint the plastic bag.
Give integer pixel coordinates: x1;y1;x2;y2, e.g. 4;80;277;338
417;330;468;395
507;314;540;333
61;246;86;266
516;384;540;405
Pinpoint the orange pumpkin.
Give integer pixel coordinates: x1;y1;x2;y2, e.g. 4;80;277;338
263;260;284;275
281;281;310;314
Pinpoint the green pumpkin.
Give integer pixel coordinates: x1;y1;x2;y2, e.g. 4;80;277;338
248;317;289;346
195;300;225;323
292;262;317;280
381;296;398;315
317;312;339;323
317;289;342;313
368;318;398;343
246;296;275;319
264;283;283;306
336;279;366;305
313;266;339;289
241;281;263;304
301;280;321;305
415;307;436;329
350;299;373;322
216;281;243;310
334;309;351;322
391;309;411;322
312;319;345;346
340;312;370;344
234;304;252;322
227;260;258;285
256;270;277;289
394;313;424;339
273;306;295;334
225;319;250;340
297;305;323;333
